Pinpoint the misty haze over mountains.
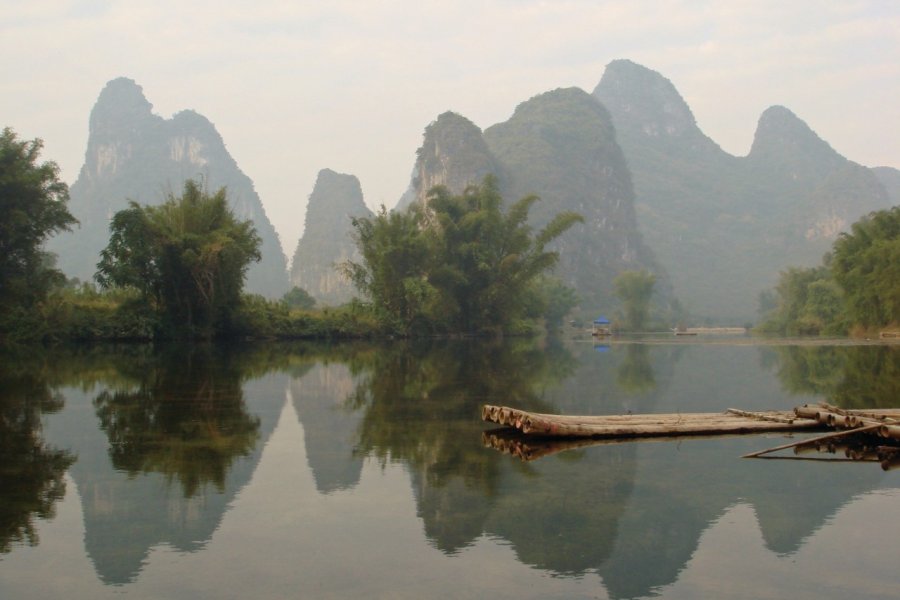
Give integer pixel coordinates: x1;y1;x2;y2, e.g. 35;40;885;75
48;78;289;298
594;59;894;321
49;61;897;321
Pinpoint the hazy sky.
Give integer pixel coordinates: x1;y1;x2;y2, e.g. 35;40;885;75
3;1;899;258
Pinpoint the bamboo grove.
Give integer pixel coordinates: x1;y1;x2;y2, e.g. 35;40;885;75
759;206;900;335
341;175;584;336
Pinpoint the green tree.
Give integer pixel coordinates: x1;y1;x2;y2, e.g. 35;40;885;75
425;177;583;333
757;289;777;320
282;286;316;310
831;206;900;329
342;204;435;332
96;180;261;338
528;276;580;331
758;264;846;335
343;176;583;334
613;270;656;331
92;345;261;497
0;128;76;327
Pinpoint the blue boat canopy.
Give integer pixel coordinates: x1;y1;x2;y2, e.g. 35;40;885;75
593;316;610;325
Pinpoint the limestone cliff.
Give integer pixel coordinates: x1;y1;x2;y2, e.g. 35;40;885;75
483;88;665;310
49;78;289;297
396;111;500;210
398;90;667;313
594;60;891;322
290;169;372;305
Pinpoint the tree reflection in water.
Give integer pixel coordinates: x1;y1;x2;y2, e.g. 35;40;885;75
2;339;898;598
92;344;261;497
768;344;900;409
343;338;578;552
0;357;75;552
337;338;647;575
347;338;576;479
616;343;656;394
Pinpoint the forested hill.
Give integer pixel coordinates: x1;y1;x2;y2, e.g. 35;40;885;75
593;59;892;322
400;91;669;314
483;88;667;311
48;77;289;298
290;169;372;305
397;59;893;323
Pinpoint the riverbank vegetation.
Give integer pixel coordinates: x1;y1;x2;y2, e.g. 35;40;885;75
5;123;895;344
1;133;581;344
342;176;584;336
758;206;900;336
0;128;77;341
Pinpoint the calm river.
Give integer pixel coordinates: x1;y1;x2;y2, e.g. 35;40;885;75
1;337;899;599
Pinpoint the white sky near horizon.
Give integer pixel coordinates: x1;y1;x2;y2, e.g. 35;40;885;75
2;1;899;259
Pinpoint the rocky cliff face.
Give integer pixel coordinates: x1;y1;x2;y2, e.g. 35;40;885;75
396;111;500;211
290;169;372;305
594;59;722;155
483;87;665;310
398;89;667;313
49;78;289;297
594;60;891;322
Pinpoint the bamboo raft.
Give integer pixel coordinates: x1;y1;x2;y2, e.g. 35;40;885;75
480;404;818;438
481;403;900;468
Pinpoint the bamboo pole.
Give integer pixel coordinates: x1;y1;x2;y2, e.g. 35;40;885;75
845;408;900;419
749;455;868;463
742;423;883;458
726;408;797;423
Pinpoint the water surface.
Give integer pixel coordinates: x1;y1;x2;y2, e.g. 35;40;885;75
1;338;898;599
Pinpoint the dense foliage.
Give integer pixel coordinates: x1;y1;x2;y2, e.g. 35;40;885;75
831;206;900;330
613;270;656;331
342;176;583;335
31;285;380;343
282;286;317;310
0;128;76;340
96;180;262;338
757;263;847;335
759;206;900;335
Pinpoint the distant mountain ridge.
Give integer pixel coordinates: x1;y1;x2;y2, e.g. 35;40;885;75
49;77;289;298
59;67;894;321
394;59;892;322
593;59;892;321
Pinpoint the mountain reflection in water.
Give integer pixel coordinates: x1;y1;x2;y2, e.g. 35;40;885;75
0;339;898;599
